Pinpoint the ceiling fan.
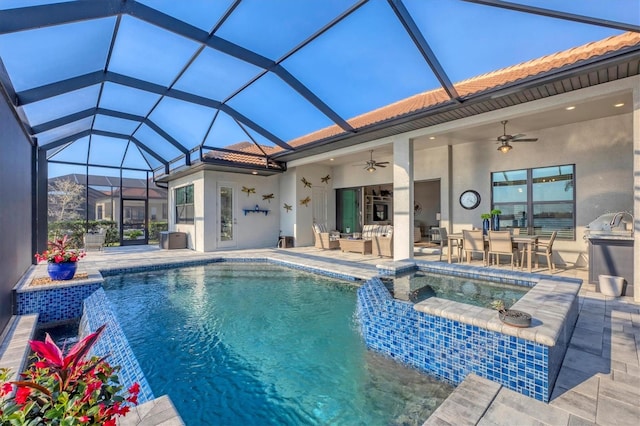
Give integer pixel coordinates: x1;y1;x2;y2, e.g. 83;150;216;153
354;150;390;172
494;120;538;153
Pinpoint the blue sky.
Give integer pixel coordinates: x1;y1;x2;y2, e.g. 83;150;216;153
0;0;637;175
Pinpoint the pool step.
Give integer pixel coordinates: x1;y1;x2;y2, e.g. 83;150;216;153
117;395;184;426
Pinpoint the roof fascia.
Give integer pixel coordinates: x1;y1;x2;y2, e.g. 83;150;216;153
463;0;640;33
273;48;640;161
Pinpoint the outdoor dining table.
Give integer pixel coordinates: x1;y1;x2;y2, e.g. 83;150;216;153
447;233;539;273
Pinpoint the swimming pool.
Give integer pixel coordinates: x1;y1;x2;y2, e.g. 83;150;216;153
382;271;529;306
102;263;453;425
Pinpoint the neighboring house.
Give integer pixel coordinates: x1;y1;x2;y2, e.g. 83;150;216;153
49;173;168;231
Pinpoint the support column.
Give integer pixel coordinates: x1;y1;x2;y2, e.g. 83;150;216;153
393;138;414;261
633;86;640;302
35;147;48;261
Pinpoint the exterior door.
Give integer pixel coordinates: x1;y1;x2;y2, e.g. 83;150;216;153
312;187;328;226
121;199;148;246
337;188;360;233
218;183;236;248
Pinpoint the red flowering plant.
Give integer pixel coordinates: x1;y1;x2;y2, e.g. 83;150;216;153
35;234;86;264
0;324;140;425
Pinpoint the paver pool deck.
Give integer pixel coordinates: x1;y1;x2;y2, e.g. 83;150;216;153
2;245;638;425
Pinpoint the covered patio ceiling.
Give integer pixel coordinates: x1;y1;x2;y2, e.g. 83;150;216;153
0;1;638;178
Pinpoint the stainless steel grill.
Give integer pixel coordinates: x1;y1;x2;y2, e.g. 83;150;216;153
584;212;634;239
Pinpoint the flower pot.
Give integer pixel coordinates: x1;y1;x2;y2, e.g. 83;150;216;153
482;219;490;235
598;275;625;297
491;214;500;231
498;310;531;328
47;262;77;281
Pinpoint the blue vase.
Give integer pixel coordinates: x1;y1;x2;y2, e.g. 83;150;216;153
47;262;77;281
492;214;500;231
482;219;490;235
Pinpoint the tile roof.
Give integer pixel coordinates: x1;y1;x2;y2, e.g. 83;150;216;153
283;31;640;150
203;141;282;168
210;31;640;165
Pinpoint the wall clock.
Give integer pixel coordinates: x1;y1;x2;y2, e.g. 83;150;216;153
459;190;481;210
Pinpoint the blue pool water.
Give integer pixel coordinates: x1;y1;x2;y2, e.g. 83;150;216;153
103;263;453;425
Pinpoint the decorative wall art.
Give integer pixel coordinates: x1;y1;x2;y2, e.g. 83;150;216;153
241;186;256;196
301;177;312;188
262;193;274;202
300;196;311;207
321;174;331;184
283;203;292;212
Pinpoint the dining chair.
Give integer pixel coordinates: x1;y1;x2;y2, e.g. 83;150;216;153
532;231;557;271
462;229;486;266
438;227;461;262
488;230;518;269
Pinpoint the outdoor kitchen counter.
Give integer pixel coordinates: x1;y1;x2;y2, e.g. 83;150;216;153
587;235;634;296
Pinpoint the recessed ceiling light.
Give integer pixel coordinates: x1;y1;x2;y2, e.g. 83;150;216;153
329;158;334;161
429;136;436;140
565;106;575;111
251;171;258;175
614;103;625;108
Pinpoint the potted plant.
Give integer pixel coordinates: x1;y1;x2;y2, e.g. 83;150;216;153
481;213;492;235
0;324;139;425
490;209;502;231
34;234;86;281
491;299;531;328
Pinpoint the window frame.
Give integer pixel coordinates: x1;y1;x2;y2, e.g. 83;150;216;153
491;164;576;240
174;184;194;224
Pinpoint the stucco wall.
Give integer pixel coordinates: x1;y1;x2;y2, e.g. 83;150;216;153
325;113;632;265
169;171;281;251
291;164;334;247
0;89;33;331
449;113;632;265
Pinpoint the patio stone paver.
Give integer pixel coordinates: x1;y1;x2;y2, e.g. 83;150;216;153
3;245;640;425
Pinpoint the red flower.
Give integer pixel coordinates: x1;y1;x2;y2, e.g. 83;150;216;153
1;382;13;396
126;394;138;405
54;254;64;263
128;382;140;395
78;416;90;423
103;419;116;426
15;386;31;405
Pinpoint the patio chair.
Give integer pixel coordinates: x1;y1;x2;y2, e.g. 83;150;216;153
531;231;557;271
438;227;461;262
83;232;105;251
487;231;518;269
312;223;340;250
462;229;486;265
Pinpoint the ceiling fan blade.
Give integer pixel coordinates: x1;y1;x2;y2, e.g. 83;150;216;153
512;138;538;142
510;133;526;139
377;164;387;168
375;161;390;166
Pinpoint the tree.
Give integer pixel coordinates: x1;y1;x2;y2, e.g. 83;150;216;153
48;178;85;221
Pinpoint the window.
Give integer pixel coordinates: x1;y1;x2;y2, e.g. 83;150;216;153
97;205;103;220
175;184;194;224
492;165;575;239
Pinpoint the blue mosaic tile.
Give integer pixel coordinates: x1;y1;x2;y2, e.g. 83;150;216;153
357;277;556;402
80;289;155;404
15;283;102;324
